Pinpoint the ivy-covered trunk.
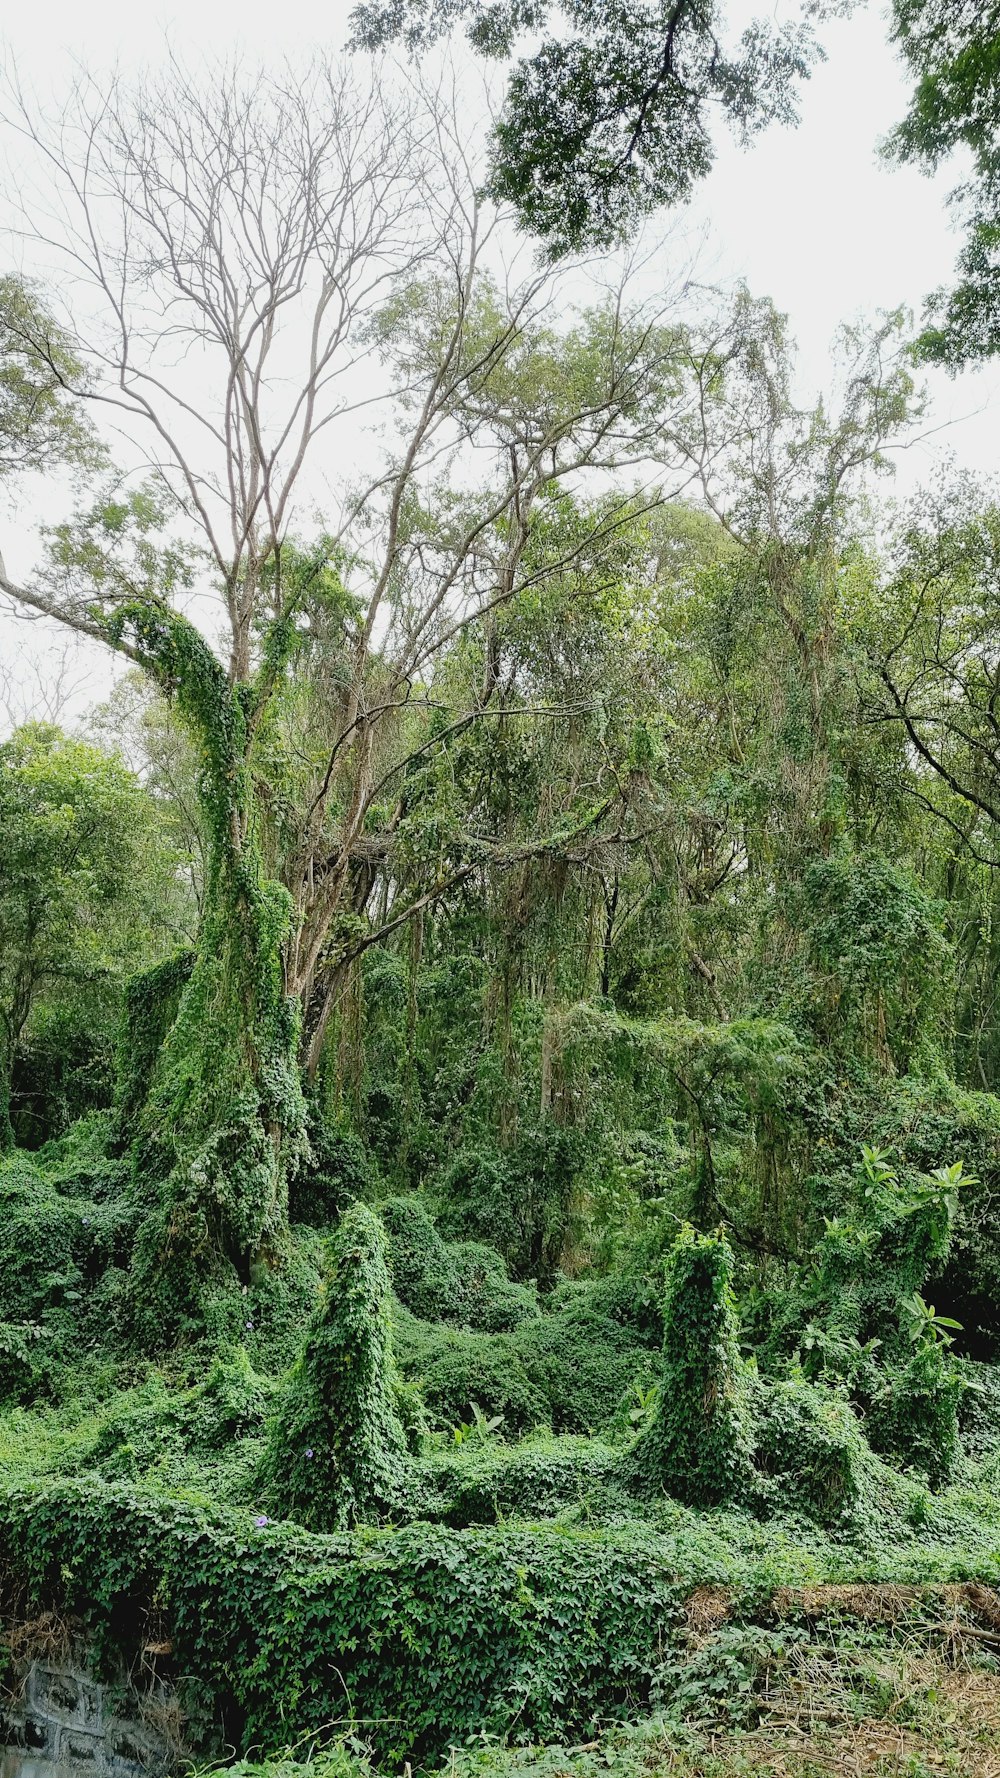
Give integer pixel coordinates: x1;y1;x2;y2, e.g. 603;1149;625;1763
0;1016;14;1152
117;610;307;1338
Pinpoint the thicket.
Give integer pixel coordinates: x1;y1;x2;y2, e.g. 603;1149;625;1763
4;123;1000;1775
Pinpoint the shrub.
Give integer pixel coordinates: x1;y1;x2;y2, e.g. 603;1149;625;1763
188;1348;277;1449
382;1198;539;1332
261;1204;409;1528
0;1119;135;1336
380;1195;459;1321
89;1375;188;1479
0;1481;689;1766
450;1242;538;1332
289;1108;377;1228
747;1372;867;1524
115;951;195;1136
628;1226;749;1507
513;1305;652;1434
0;1321;52;1405
394;1316;548;1437
11;1010;116;1149
424;1435;620;1525
86;1353;277;1483
434;1128;576;1280
869;1341;963;1488
0;1151;89;1322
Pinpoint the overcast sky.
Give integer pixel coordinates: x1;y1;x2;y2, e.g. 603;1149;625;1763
1;0;996;726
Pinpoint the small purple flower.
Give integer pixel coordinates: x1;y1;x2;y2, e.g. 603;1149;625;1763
245;1319;254;1330
253;1515;269;1528
304;1449;314;1460
82;1217;90;1226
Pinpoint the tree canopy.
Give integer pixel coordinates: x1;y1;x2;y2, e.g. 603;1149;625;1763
351;0;818;254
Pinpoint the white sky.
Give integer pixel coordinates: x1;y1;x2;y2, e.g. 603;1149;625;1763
0;0;996;727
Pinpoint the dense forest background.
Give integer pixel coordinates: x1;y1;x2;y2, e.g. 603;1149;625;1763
6;6;1000;1775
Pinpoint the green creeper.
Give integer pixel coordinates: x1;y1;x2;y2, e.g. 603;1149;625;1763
261;1203;409;1529
0;724;184;1149
629;1224;748;1506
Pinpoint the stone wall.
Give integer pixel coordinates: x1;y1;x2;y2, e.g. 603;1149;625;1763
1;1659;175;1778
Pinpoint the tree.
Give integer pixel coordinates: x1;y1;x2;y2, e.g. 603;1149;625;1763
0;61;716;1329
351;0;818;255
0;723;185;1148
0;274;98;485
886;0;1000;365
870;480;1000;859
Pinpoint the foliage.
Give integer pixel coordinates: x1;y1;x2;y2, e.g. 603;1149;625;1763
289;1107;379;1228
381;1196;538;1330
628;1226;749;1507
115;950;195;1138
261;1205;408;1529
747;1372;868;1525
0;724;187;1149
0;275;99;482
433;1135;577;1282
350;0;817;254
888;0;1000;364
392;1313;549;1437
0;1481;692;1765
9;74;1000;1778
869;1333;965;1488
0;1125;130;1328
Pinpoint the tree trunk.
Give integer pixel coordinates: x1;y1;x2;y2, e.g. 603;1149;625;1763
121;636;307;1340
0;1015;14;1152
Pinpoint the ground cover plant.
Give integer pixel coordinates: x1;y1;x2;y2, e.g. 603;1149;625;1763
4;28;1000;1778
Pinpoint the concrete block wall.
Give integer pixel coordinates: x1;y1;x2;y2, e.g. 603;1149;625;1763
1;1659;174;1778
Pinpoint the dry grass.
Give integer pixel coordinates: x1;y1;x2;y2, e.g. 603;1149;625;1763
0;1607;79;1703
638;1637;1000;1776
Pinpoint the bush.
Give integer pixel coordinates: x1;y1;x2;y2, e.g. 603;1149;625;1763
11;1010;116;1148
434;1129;576;1280
89;1374;189;1479
115;951;195;1136
450;1242;538;1332
394;1315;548;1437
747;1372;867;1524
381;1197;539;1332
0;1120;135;1332
0;1480;689;1766
289;1108;378;1228
380;1195;459;1321
188;1348;277;1449
424;1435;620;1524
392;1282;652;1439
0;1321;52;1405
869;1341;963;1488
513;1304;653;1434
261;1204;409;1528
628;1226;749;1507
88;1354;276;1482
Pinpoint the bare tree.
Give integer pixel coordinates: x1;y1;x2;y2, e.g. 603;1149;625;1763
0;56;710;1326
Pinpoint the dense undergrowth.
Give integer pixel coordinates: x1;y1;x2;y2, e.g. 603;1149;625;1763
6;240;1000;1777
4;1093;1000;1776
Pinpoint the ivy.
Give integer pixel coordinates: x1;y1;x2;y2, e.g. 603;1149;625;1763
261;1205;408;1529
0;1482;689;1766
628;1226;749;1508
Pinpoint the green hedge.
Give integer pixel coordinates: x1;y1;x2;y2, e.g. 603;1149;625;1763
0;1481;687;1766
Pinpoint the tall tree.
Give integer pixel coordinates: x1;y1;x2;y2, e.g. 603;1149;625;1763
351;0;818;254
887;0;1000;364
0;62;714;1329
